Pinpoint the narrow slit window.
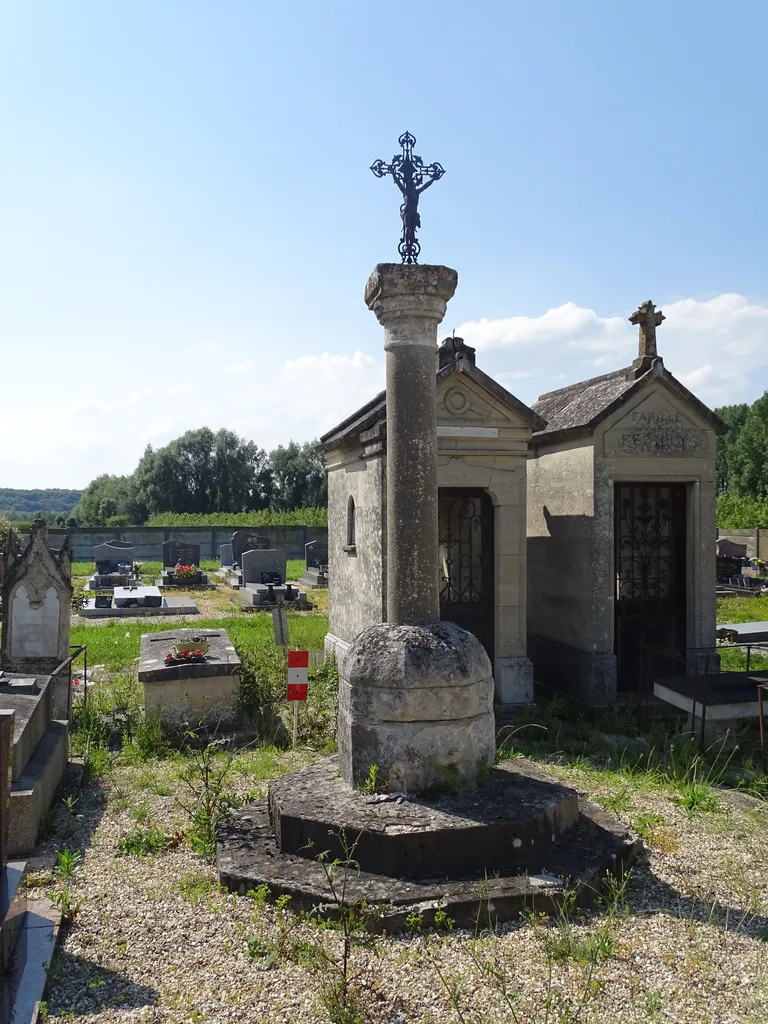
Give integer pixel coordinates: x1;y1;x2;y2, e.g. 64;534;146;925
346;496;356;549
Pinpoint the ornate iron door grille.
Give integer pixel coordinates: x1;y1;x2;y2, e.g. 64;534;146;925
614;483;687;690
438;490;494;662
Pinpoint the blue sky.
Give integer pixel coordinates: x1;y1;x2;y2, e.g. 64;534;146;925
2;1;767;488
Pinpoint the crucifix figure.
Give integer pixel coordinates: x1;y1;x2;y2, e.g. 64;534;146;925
371;132;445;265
629;300;665;361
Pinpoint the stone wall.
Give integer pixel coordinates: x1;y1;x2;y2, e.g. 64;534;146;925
22;526;326;563
325;449;386;666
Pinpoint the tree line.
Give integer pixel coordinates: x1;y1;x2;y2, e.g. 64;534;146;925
72;428;327;527
715;392;768;527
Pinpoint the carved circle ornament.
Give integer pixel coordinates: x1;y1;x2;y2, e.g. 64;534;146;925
445;387;469;415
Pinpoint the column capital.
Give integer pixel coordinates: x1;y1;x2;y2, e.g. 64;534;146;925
365;263;458;340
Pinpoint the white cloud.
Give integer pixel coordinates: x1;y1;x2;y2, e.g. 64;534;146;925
457;293;768;409
222;359;254;374
4;294;768;488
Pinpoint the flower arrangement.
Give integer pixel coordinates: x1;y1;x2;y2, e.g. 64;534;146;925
165;648;207;664
174;563;199;581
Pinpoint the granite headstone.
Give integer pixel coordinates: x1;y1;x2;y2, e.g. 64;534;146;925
305;539;328;569
162;540;201;569
241;548;287;586
220;543;234;567
94;540;135;574
232;532;270;565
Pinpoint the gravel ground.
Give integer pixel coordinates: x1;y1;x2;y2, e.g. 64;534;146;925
28;743;768;1024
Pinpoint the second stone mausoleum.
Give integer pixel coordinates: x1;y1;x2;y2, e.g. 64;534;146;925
321;335;544;705
526;301;727;703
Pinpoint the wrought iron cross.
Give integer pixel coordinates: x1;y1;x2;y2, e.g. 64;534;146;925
371;132;445;265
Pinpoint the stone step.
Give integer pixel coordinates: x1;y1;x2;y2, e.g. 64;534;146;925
1;680;54;781
9;721;68;858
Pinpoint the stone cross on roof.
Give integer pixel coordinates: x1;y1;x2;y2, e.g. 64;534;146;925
629;300;665;362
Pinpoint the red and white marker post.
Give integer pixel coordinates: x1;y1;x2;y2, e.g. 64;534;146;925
287;650;309;744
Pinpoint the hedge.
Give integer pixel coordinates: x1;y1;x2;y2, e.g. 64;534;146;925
145;508;328;528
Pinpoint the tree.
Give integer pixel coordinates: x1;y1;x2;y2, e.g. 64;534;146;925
729;392;768;496
74;474;138;527
714;402;749;493
132;428;273;517
269;441;327;511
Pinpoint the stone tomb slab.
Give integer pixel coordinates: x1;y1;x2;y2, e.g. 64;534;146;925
218;757;641;931
80;596;200;618
137;628;241;732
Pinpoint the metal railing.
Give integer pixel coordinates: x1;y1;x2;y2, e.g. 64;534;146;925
50;644;88;722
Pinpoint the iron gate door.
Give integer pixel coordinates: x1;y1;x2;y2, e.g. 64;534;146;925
614;483;687;691
438;489;494;663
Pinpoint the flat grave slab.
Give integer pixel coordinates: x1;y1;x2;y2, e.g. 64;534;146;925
653;670;768;720
137;628;241;732
718;621;768;643
80;596;200;618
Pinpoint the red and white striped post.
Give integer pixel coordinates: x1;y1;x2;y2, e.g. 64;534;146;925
287;650;309;745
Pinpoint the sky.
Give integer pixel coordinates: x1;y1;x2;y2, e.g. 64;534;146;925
2;1;767;489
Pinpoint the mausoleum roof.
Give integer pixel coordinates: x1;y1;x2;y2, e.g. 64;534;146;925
531;357;727;445
320;351;545;451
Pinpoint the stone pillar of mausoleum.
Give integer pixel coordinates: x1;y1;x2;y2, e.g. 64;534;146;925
337;264;496;794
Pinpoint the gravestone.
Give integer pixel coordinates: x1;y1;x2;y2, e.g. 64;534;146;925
1;521;72;674
241;548;287;586
162;540;201;569
305;539;328;569
93;540;135;573
220;543;234;567
232;533;270;566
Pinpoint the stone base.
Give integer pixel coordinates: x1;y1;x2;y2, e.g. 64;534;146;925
324;633;351;675
527;635;618;704
338;622;495;793
157;573;215;589
297;567;328;590
80;597;200;618
494;656;534;705
239;584;312;611
142;673;241;733
217;756;641;931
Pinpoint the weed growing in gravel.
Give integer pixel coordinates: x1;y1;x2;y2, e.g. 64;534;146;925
50;887;84;924
600;786;632;816
131;800;151;822
176;871;223;904
246;891;312;968
55;849;82;878
121;713;168;763
176;734;239;860
117;825;173;856
673;778;721;814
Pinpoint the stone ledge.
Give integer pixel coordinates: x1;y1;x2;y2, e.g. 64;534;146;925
217;791;641;932
268;756;579;878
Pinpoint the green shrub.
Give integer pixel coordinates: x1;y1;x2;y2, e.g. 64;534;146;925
117;825;173;856
145;508;327;527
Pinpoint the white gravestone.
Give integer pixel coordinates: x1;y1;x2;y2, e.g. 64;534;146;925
9;585;60;660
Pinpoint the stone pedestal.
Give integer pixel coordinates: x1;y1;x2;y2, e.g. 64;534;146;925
338;622;495;792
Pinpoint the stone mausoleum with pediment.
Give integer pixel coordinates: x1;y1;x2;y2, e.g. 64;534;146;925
527;301;727;703
322;301;726;708
321;335;545;705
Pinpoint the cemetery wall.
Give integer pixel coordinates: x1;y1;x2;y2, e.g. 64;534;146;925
23;526;326;562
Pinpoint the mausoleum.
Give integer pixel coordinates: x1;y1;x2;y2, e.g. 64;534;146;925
321;335;545;704
526;301;727;703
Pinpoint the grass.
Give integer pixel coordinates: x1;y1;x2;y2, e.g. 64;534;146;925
717;594;768;623
70;613;329;671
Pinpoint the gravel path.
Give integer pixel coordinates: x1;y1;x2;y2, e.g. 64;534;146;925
31;751;768;1024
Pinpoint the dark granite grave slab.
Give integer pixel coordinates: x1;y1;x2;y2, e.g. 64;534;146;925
114;585;162;608
80;597;200;618
162;540;201;569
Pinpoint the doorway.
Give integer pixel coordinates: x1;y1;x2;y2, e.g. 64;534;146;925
438;489;495;663
614;483;687;691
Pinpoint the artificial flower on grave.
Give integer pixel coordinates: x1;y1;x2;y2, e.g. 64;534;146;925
165;648;207;664
174;563;199;580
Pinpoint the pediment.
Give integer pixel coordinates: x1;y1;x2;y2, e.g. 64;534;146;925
437;372;532;430
602;384;711;458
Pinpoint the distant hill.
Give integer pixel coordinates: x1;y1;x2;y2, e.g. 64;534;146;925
0;488;82;515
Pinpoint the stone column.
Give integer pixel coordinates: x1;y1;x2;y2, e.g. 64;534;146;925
336;264;495;795
365;263;458;625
